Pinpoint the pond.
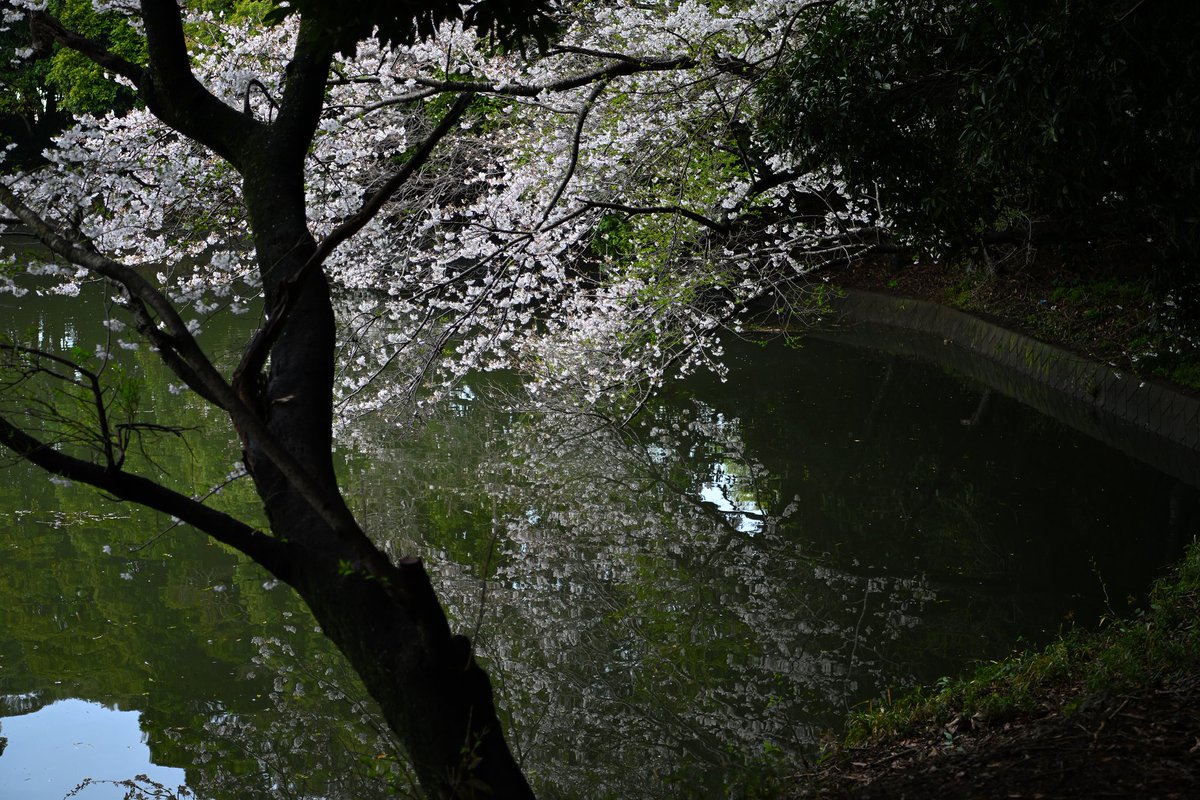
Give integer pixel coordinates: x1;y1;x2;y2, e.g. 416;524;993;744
0;275;1193;798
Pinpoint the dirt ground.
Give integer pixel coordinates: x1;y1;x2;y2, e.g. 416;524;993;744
797;673;1200;799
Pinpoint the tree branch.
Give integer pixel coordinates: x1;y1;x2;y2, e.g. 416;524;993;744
0;343;120;468
28;10;143;84
243;78;280;120
539;80;608;227
0;182;235;404
402;54;696;98
0;181;381;570
579;199;731;234
26;3;255;166
349;87;439;116
136;0;257;167
0;414;291;577
233;92;476;397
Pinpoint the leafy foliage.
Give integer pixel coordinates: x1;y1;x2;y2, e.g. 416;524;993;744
0;4;66;168
0;1;282;168
44;0;145;115
762;0;1200;276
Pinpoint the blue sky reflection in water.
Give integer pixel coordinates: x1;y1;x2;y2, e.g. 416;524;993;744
0;699;186;799
0;279;1194;798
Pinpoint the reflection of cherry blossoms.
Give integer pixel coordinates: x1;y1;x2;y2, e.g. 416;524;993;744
342;383;936;797
161;636;415;800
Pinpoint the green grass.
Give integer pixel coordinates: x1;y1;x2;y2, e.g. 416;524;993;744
1157;362;1200;391
1046;278;1147;308
842;537;1200;747
937;269;1200;390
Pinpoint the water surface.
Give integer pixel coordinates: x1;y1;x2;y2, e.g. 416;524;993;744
0;280;1191;797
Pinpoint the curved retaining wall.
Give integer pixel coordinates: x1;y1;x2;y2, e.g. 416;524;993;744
817;290;1200;487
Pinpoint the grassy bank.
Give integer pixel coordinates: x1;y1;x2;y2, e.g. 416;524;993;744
800;536;1200;796
847;538;1200;744
832;256;1200;392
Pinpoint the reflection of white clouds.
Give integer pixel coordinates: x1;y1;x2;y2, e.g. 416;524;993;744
699;460;763;535
645;443;670;464
0;699;187;795
448;383;477;415
687;405;768;534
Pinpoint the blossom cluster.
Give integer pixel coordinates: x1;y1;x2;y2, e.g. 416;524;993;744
2;1;874;417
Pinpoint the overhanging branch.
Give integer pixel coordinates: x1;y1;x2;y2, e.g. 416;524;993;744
0;414;290;577
405;54;695;97
0;182;383;567
0;343;120;468
353;54;700;117
0;181;233;409
28;11;143;85
579;199;730;234
539;80;608;227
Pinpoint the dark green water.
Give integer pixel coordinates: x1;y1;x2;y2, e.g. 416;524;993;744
0;279;1191;798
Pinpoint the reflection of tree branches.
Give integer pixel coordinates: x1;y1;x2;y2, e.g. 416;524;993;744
834;357;895;492
0;342;191;472
900;388;994;537
172;636;413;799
471;525;501;666
130;465;249;553
841;582;870;712
346;376;942;794
67;775;188;800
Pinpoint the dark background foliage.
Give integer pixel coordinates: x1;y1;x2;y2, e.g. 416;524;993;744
262;0;558;55
762;0;1200;293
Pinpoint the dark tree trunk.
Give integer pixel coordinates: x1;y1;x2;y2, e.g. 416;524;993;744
237;166;533;799
290;553;534;798
5;6;538;796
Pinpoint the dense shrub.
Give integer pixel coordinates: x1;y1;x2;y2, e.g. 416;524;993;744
762;0;1200;290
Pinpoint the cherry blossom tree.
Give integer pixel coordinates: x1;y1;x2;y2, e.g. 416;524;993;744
0;0;872;795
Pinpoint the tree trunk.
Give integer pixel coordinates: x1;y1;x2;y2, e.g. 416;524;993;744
237;169;532;798
291;551;534;799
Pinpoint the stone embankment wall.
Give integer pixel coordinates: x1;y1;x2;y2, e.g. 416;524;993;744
820;290;1200;487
